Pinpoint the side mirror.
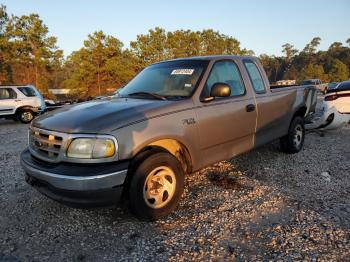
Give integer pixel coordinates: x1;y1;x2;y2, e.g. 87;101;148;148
210;82;231;97
201;82;231;102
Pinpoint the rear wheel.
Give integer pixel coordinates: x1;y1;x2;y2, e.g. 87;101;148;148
128;152;184;220
280;116;305;154
17;109;34;124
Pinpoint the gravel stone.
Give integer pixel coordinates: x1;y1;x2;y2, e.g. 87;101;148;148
0;119;349;261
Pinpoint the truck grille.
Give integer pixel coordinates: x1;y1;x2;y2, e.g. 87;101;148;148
29;128;66;162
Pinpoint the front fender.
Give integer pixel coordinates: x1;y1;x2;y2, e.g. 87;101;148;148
112;110;201;171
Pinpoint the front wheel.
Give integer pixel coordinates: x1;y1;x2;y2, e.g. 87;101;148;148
280;116;305;154
17;109;34;124
128;152;185;220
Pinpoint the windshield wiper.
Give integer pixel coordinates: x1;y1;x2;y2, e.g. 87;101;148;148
127;92;167;100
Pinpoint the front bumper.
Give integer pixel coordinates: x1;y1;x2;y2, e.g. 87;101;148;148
20;149;129;207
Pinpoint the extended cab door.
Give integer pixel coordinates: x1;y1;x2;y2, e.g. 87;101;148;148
0;88;18;116
242;59;294;147
194;60;257;167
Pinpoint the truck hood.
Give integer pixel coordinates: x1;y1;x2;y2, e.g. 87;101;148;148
32;97;177;133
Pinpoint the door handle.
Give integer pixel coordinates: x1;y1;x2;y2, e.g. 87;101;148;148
15;99;22;102
246;104;255;112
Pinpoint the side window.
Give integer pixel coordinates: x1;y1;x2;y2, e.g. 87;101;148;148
0;88;17;100
17;87;37;97
244;61;266;93
205;61;245;97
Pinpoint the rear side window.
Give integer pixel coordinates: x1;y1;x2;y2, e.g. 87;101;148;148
338;82;350;91
244;61;266;94
17;86;37;97
205;61;246;97
0;88;17;100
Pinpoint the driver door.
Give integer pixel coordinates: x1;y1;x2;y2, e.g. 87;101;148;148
194;60;257;166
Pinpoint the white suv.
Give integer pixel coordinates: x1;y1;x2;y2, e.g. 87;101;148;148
0;85;46;123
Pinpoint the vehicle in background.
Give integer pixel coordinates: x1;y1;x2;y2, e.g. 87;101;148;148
0;85;46;123
326;82;339;93
275;80;296;86
324;80;350;113
306;80;350;130
45;99;68;111
300;79;328;93
21;55;317;220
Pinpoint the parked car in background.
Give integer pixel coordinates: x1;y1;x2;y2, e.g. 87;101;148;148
300;79;327;93
275;80;296;86
324;80;350;113
21;55;317;220
45;99;67;111
306;80;350;130
0;85;46;123
326;82;339;93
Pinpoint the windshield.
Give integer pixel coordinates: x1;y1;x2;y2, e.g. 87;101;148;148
328;82;338;89
118;60;208;99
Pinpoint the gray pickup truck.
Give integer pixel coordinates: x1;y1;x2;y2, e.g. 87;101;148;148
21;55;316;220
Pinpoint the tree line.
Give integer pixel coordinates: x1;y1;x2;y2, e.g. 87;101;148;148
0;5;349;99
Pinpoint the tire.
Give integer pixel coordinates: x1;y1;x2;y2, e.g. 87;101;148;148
17;109;34;124
280;116;305;154
128;152;185;220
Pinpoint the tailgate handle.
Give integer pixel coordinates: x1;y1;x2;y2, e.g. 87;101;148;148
246;104;255;112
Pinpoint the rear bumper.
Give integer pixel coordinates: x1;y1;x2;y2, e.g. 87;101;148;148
20;149;129;207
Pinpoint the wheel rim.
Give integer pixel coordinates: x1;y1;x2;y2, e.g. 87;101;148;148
293;124;303;148
143;166;176;209
21;112;33;122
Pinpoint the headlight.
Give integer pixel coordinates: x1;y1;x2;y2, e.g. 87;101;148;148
67;137;116;159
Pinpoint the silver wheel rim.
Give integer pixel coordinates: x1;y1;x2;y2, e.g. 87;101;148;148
293;124;303;148
21;112;33;122
143;166;176;209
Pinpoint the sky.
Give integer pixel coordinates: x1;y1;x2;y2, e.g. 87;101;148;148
1;0;350;57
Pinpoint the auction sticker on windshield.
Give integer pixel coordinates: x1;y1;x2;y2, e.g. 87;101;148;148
171;69;194;75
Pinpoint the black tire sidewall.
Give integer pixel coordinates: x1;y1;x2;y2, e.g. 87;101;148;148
285;116;305;153
129;152;185;220
18;110;34;124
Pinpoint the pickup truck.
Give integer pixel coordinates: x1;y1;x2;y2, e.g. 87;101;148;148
20;56;316;220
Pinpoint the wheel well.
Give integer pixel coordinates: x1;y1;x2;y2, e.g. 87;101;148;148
122;139;192;199
133;139;192;174
293;106;307;119
15;106;35;115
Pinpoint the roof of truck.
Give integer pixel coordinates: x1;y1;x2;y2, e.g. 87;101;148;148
156;55;257;64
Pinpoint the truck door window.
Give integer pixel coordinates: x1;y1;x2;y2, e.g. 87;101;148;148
244;61;266;94
0;88;17;100
205;61;246;97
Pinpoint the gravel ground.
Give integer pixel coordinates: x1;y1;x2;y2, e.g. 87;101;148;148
0;119;349;262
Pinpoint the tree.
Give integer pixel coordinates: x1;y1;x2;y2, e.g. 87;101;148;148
131;27;253;66
166;29;202;58
281;43;299;80
0;5;11;84
5;13;63;93
130;27;169;65
260;54;283;82
282;43;298;61
299;64;328;82
62;31;139;97
303;37;321;54
327;59;349;82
